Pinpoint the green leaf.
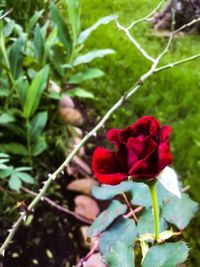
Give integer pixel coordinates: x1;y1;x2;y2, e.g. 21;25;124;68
32;136;48;156
30;111;48;140
0;143;29;156
78;14;118;44
15;167;32;172
8;36;25;79
28;10;44;32
15;172;34;184
51;4;72;55
46;27;58;51
3;19;15;37
88;200;127;237
106;242;134;267
23;65;49;118
92;181;134;200
34;24;45;61
99;218;137;256
9;174;22;191
65;0;80;43
65;88;94;99
69;68;104;84
15;77;29;106
0;113;15;124
0;88;9;97
137;208;167;236
162;193;198;230
0;167;13;179
142;241;189;267
72;49;115;66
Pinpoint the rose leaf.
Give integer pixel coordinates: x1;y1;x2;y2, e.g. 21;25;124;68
87;200;127;237
142;241;189;267
99;218;137;256
161;193;198;230
106;241;135;267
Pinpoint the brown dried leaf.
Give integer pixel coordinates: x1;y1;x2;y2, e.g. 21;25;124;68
75;195;100;221
67;178;98;195
59;107;84;126
85;253;106;267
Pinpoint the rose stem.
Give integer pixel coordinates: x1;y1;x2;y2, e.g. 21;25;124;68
149;181;159;240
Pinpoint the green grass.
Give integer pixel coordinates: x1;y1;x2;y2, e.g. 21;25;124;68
80;0;200;264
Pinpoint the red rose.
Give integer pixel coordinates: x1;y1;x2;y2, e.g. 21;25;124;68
92;116;172;185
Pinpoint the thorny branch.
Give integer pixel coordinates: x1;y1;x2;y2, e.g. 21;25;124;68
1;3;200;256
22;187;93;225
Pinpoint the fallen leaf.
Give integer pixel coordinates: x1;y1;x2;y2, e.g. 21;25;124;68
67;178;98;195
85;253;106;267
75;195;100;221
60;107;84;126
60;96;75;108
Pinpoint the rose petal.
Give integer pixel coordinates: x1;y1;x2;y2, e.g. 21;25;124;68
159;125;172;143
107;128;121;147
158;143;172;171
92;147;127;185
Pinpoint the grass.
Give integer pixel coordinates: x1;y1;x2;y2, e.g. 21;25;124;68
80;0;200;264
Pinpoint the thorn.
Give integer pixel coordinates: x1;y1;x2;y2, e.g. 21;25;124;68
12;223;17;229
19;211;25;216
1;250;5;257
39;189;42;193
23;215;27;222
41;197;44;201
92;132;97;137
42;181;47;185
61;170;64;175
7;229;12;233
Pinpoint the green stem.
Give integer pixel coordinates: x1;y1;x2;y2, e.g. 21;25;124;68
26;119;33;168
149;181;159;240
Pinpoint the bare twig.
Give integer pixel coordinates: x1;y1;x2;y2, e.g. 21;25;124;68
116;19;155;62
127;0;166;29
77;238;99;267
1;11;200;256
0;9;13;20
122;193;138;223
21;187;93;225
123;206;144;219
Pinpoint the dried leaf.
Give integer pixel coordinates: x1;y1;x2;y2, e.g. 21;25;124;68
67;178;98;195
59;107;84;126
74;195;100;221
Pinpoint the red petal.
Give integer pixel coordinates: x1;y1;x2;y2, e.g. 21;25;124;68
158;143;172;171
159;125;172;143
107;128;121;147
92;147;127;185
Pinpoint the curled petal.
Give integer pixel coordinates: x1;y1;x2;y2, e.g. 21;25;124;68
159;125;172;143
107;128;121;147
92;147;127;185
158;143;172;171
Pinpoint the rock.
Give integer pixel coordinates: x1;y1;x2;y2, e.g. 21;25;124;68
59;107;84;126
85;253;106;267
74;195;100;221
67;178;98;195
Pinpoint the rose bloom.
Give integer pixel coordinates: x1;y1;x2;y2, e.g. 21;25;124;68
92;116;172;185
